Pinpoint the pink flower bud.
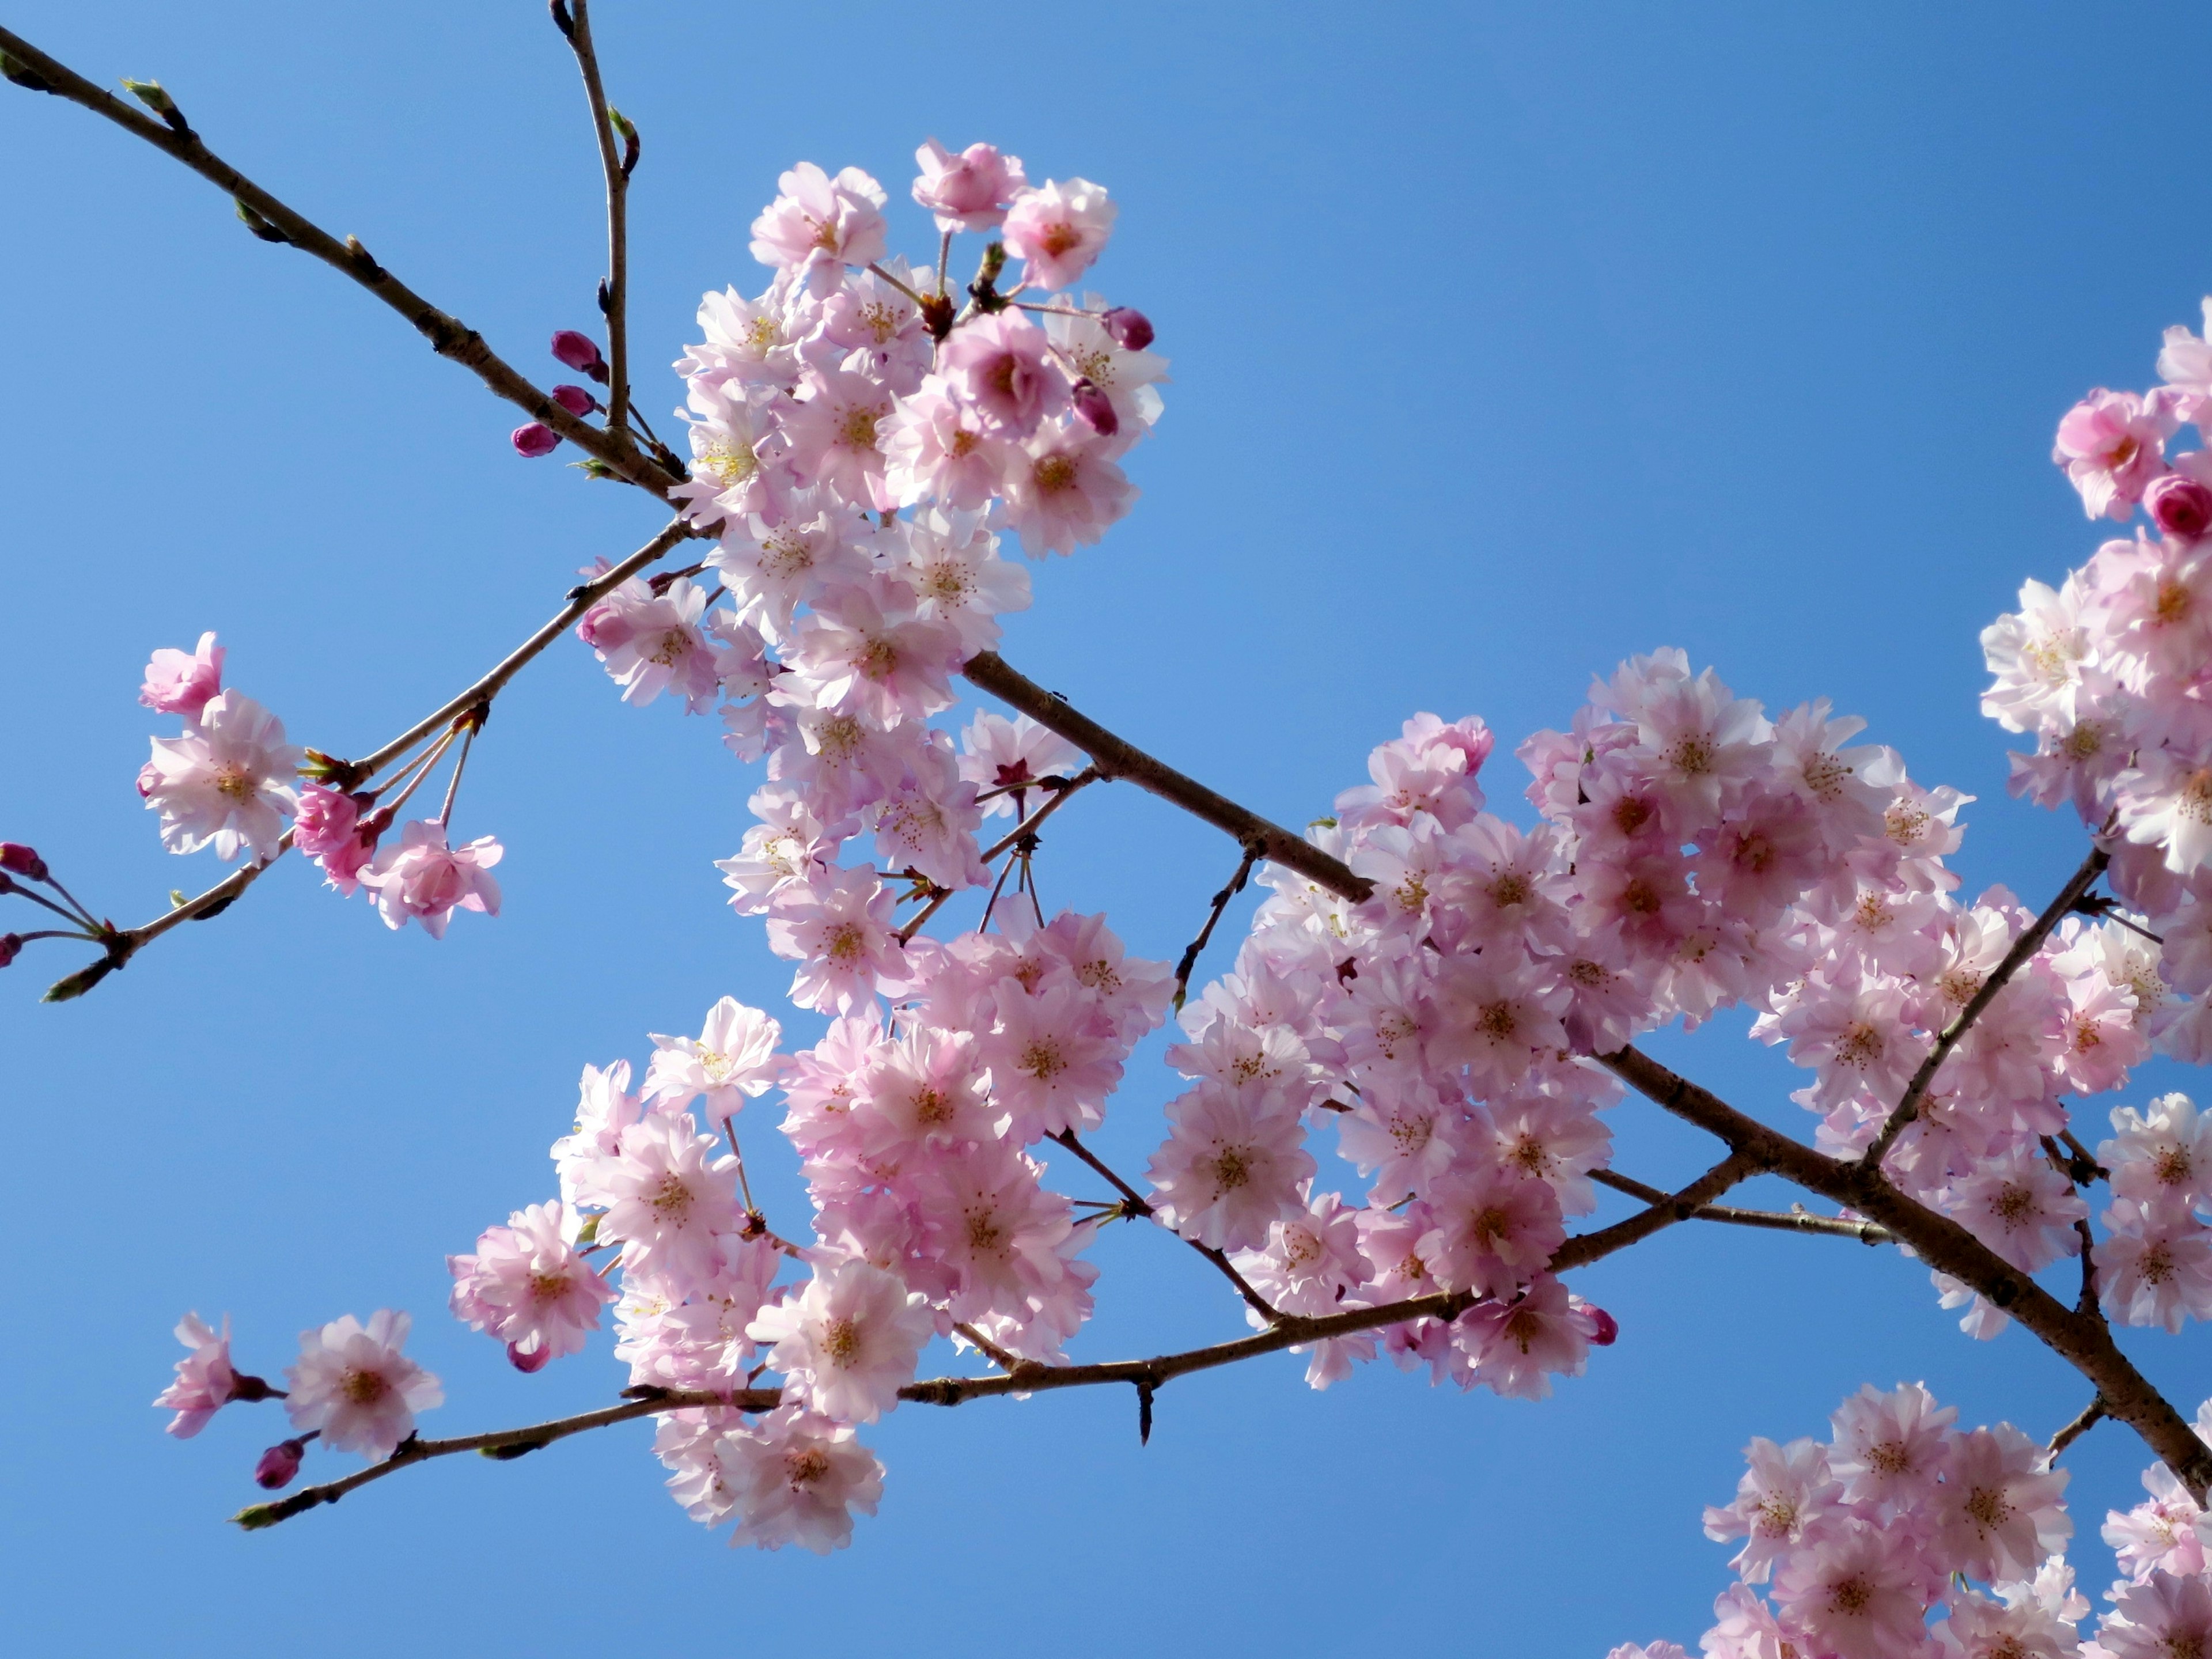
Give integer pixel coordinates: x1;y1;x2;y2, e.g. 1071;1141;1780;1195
1101;306;1154;351
550;383;598;417
254;1438;307;1490
1585;1304;1619;1346
2146;472;2212;540
512;422;561;458
0;934;20;969
1070;377;1119;437
136;760;160;799
550;329;608;382
0;842;48;882
506;1340;553;1374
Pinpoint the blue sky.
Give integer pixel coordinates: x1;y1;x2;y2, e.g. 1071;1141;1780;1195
5;2;2212;1653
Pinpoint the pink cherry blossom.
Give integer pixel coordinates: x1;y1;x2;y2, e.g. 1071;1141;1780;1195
1145;1081;1316;1252
749;162;888;297
141;688;302;861
448;1200;616;1363
139;630;224;717
153;1312;241;1439
748;1257;933;1423
2053;388;2174;521
1002;178;1116;291
911;139;1027;232
940;312;1069;439
357;819;503;938
283;1310;443;1461
645;997;785;1119
724;1407;884;1553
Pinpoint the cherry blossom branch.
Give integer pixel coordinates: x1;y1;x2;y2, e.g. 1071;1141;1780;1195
46;518;695;999
959;653;1375;906
1171;840;1262;1013
0;26;680;499
1863;846;2110;1167
1048;1128;1285;1322
2047;1396;2107;1463
1599;1041;2212;1500
240;1156;1753;1530
554;0;634;444
1588;1169;1894;1245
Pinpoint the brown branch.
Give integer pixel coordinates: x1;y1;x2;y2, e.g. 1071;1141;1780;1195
895;768;1103;945
241;1156;1745;1530
0;25;680;499
1589;1169;1893;1245
960;653;1372;906
1863;847;2109;1167
2047;1396;2107;1463
560;0;632;442
47;518;696;998
1600;1041;2212;1501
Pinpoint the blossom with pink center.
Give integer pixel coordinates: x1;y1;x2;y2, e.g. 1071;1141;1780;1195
959;710;1085;819
908;1142;1093;1343
1002;177;1116;291
154;1312;254;1438
748;162;888;297
709;499;872;645
2052;388;2174;521
781;365;896;510
2103;1094;2212;1210
1703;1435;1846;1584
357;819;503;938
2104;1462;2210;1581
1338;711;1494;832
645;997;784;1120
141;689;302;861
763;866;904;1016
448;1200;616;1363
1948;1149;2087;1274
911;138;1027;232
1041;297;1169;442
2090;1567;2212;1659
998;421;1137;556
1935;1586;2083;1659
282;1309;443;1461
1429;956;1569;1097
1418;1162;1565;1298
575;575;729;713
2097;1197;2212;1332
1146;1081;1315;1252
594;1109;744;1290
1335;1076;1464;1203
783;582;965;728
1489;1093;1611;1217
1826;1380;1957;1516
940;312;1069;439
1768;1518;1934;1659
1934;1423;2071;1582
1452;1273;1598;1400
748;1257;933;1424
715;788;844;917
881;378;1012;511
724;1407;884;1553
897;508;1031;654
983;982;1125;1138
139;630;224;718
670;376;786;532
851;1027;995;1156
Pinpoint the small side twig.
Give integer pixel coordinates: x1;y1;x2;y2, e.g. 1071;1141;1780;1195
1589;1168;1892;1245
1171;841;1261;1013
2047;1396;2107;1463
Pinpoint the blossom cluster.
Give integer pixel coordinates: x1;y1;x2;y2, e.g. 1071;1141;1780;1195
1611;1383;2212;1659
132;632;503;937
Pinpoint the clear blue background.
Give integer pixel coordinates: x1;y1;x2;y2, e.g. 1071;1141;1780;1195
3;3;2209;1653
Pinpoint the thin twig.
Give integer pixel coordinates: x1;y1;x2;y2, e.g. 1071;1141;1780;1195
2047;1396;2107;1463
1589;1168;1893;1245
48;519;694;996
1171;841;1260;1012
1049;1128;1286;1323
562;0;631;441
895;768;1101;945
960;653;1372;906
240;1158;1754;1531
1863;848;2109;1168
0;27;680;498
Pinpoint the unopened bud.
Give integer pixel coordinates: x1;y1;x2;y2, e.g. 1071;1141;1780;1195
0;842;48;882
253;1438;308;1490
2146;472;2212;540
228;1373;277;1403
550;383;598;417
1070;377;1119;437
507;1341;553;1374
1585;1305;1619;1347
1101;306;1154;351
551;328;608;382
0;935;20;969
512;422;561;459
